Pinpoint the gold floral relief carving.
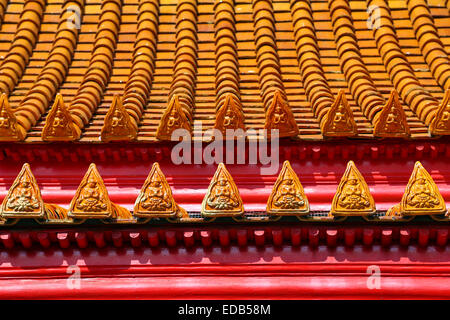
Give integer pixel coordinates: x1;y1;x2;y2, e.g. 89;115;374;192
373;90;410;138
0;93;25;141
1;163;44;218
322;90;358;137
430;89;450;135
68;164;112;218
330;160;376;216
101;95;137;142
267;160;309;215
264;91;299;138
156;95;191;140
400;161;446;215
134;162;177;217
201;163;244;217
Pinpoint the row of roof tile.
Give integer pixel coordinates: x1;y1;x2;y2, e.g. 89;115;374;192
0;0;449;142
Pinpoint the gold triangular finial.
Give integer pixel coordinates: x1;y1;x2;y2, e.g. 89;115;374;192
1;163;44;218
399;161;446;215
430;89;450;135
201;163;244;217
134;162;178;217
373;90;410;138
322;90;358;137
267;160;309;216
68;164;112;219
156;95;191;141
101;95;137;142
330;160;376;216
264;91;299;138
214;94;245;134
42;94;80;141
0;93;25;141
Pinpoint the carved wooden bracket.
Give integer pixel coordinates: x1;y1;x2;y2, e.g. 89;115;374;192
42;94;80;141
156;95;191;141
322;90;358;137
267;160;309;216
101;95;137;142
330;160;376;216
0;93;25;141
201;163;244;217
430;89;450;136
373;90;410;138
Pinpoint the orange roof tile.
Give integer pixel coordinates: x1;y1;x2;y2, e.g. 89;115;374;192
0;0;447;142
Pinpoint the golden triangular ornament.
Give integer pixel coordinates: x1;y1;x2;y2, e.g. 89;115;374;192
330;160;376;216
1;163;44;218
0;93;25;141
156;95;191;140
68;164;112;218
134;162;178;217
322;90;358;137
101;95;137;142
267;160;309;215
201;163;244;217
399;161;446;215
430;89;450;135
373;90;410;138
264;91;299;138
42;94;80;141
214;94;245;134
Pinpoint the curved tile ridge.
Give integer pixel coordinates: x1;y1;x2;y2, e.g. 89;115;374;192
120;0;158;136
0;0;9;27
0;0;46;96
14;0;85;137
66;0;122;139
252;0;298;138
367;0;439;128
157;0;197;140
407;0;450;91
289;0;334;129
328;0;384;122
213;0;244;133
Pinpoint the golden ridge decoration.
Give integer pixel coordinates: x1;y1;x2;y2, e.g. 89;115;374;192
42;94;80;141
68;163;112;219
41;204;73;224
214;93;245;134
267;160;309;216
430;89;450;135
330;161;376;216
399;161;446;215
134;162;177;218
101;95;137;142
322;90;358;137
264;91;299;138
156;95;191;140
0;93;25;141
201;163;244;217
373;90;410;138
1;163;44;218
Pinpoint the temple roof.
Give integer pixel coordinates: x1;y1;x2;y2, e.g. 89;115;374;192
0;0;448;142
